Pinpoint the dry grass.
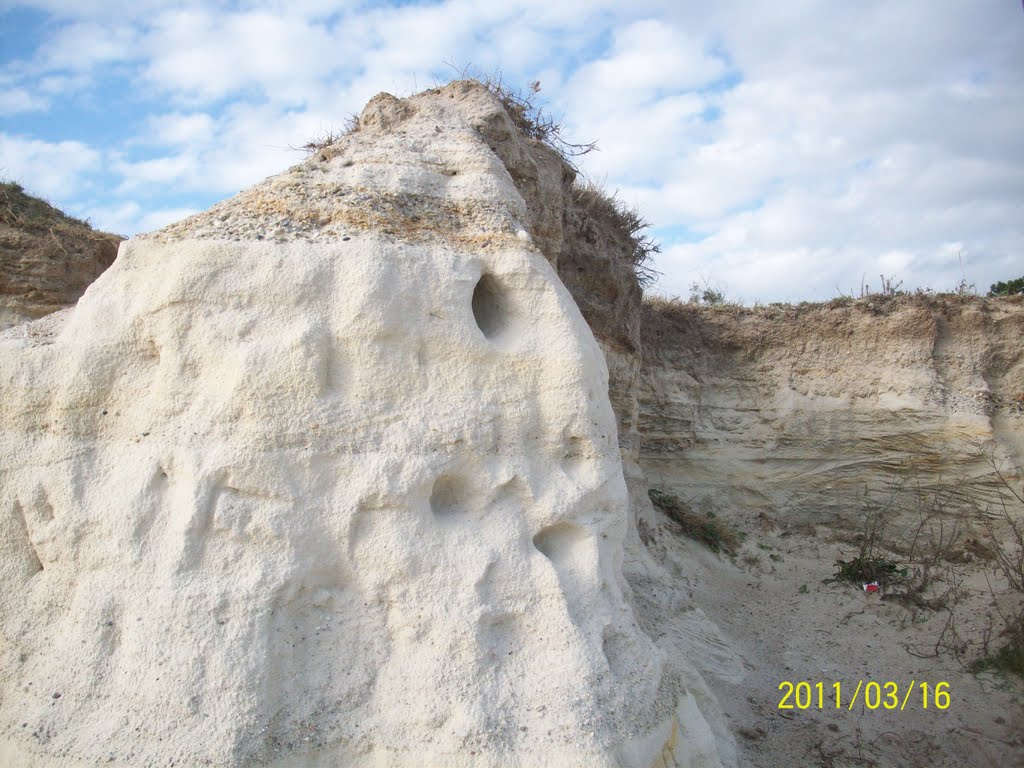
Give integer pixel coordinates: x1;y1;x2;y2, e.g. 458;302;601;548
641;291;1024;359
571;180;660;288
1;180;93;232
295;72;662;293
648;488;742;555
300;121;358;154
460;69;597;166
970;464;1024;675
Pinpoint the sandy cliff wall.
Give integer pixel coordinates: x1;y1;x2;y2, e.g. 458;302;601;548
638;296;1024;526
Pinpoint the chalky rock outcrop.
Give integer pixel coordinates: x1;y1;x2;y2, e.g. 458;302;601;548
0;82;733;767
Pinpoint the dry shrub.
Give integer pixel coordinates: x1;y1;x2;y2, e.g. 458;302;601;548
648;488;742;555
970;464;1024;675
300;121;358;154
454;66;597;167
571;180;660;288
831;466;1024;674
832;477;975;614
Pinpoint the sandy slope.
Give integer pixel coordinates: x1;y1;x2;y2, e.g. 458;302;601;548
636;506;1024;767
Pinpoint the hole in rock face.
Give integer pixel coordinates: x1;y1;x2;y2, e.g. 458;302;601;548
602;625;631;677
471;274;510;339
532;522;589;564
430;475;468;519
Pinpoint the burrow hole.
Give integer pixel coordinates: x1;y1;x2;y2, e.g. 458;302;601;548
430;474;469;520
532;522;589;565
472;273;510;340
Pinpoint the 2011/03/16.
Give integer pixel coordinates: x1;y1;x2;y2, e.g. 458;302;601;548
778;681;950;711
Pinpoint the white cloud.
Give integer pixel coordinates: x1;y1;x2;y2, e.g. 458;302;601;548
139;8;344;104
76;200;200;236
73;200;141;235
37;73;91;94
588;2;1024;301
112;101;322;198
35;21;137;71
137;206;199;232
144;112;217;146
0;87;48;114
569;19;727;100
112;153;195;188
0;134;102;198
1;1;1021;301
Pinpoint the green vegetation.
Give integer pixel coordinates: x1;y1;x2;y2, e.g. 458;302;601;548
989;276;1024;297
831;555;906;585
688;282;726;305
648;488;742;555
971;630;1024;675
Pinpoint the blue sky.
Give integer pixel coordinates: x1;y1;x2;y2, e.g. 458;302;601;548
1;0;1022;302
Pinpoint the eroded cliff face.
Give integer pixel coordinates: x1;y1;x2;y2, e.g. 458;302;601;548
638;296;1024;526
0;81;734;768
469;99;644;465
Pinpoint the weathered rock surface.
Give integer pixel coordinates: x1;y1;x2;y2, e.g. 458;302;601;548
0;82;734;767
0;182;122;330
638;297;1024;526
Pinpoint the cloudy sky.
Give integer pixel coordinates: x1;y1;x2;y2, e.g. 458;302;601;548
1;1;1022;302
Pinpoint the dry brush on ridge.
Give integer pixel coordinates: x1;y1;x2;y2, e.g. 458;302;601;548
0;180;122;331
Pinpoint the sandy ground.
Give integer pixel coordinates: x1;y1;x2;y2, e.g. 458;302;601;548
642;513;1024;768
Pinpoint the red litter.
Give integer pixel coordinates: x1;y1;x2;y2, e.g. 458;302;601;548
863;581;880;594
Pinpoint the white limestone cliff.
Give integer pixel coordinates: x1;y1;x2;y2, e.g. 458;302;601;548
0;81;735;767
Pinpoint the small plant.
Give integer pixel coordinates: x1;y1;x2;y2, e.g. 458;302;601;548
689;283;725;305
952;277;976;298
832;555;906;585
687;273;726;305
300;123;356;154
828;476;972;615
648;488;741;555
860;273;905;298
829;481;907;587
